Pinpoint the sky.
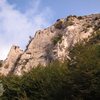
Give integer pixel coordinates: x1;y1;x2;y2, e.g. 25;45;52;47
0;0;100;60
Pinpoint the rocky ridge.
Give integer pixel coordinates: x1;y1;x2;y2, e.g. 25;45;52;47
0;14;100;76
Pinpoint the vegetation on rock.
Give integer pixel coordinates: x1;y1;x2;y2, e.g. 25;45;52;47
52;34;62;45
54;19;63;29
0;60;3;67
0;30;100;100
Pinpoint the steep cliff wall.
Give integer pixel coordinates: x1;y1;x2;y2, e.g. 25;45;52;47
0;46;23;75
0;14;100;76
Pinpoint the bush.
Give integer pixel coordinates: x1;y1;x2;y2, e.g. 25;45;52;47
94;21;100;31
54;20;63;29
52;34;62;45
78;16;83;20
0;60;3;67
54;17;74;29
68;37;100;100
89;30;100;44
0;30;100;100
63;20;74;28
1;61;70;100
63;16;74;28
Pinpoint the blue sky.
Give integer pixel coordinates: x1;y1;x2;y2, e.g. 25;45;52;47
43;0;100;21
0;0;100;59
8;0;100;22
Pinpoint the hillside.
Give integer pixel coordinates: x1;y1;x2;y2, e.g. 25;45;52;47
0;13;100;100
0;14;100;76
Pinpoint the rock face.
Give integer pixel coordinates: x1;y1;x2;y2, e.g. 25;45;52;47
14;27;62;75
0;14;100;76
0;46;23;76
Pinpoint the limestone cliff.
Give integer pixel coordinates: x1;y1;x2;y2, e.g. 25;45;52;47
0;14;100;76
0;46;23;75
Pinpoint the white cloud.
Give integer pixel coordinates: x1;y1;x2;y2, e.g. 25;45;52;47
0;0;53;60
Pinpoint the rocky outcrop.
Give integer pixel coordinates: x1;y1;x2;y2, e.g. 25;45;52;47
0;46;23;76
0;14;100;76
54;16;93;61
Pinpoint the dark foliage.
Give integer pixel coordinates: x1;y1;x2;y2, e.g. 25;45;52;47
0;30;100;100
52;34;62;45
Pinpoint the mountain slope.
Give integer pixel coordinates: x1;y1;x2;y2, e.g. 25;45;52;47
0;14;100;76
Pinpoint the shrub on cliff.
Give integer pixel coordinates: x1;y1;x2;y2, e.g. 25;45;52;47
0;60;3;67
54;19;63;29
52;34;62;45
